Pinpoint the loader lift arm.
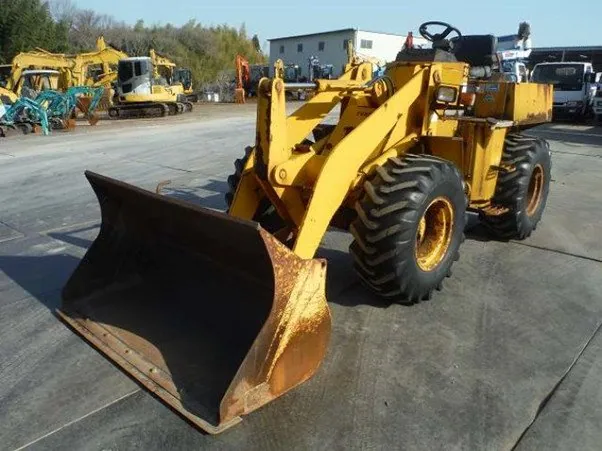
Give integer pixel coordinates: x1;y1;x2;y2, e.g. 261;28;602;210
230;61;427;259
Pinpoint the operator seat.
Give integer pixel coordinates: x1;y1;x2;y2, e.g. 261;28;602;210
395;34;498;72
451;35;497;67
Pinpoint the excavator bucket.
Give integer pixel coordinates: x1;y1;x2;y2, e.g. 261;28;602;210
76;96;92;115
58;171;331;434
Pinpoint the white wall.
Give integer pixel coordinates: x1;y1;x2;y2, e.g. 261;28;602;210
269;29;431;78
355;30;430;64
269;30;355;78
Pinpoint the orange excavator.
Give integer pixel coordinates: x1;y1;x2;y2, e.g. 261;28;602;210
235;54;250;103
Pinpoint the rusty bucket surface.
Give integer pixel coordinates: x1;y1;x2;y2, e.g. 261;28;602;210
58;171;331;434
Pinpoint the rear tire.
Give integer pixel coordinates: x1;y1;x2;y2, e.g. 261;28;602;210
481;133;551;240
350;154;467;304
225;147;284;232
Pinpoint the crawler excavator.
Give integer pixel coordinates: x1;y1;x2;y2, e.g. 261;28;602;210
108;49;193;118
59;21;553;433
2;37;128;116
4;37;126;92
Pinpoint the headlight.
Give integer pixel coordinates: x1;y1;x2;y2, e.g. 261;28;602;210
436;86;458;103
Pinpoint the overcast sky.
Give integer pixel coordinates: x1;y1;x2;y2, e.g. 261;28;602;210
74;0;599;48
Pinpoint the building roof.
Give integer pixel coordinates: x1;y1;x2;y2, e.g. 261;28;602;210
530;61;594;66
268;28;355;41
532;46;602;52
268;28;409;41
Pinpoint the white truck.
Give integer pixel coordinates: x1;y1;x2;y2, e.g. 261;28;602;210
496;23;532;82
499;54;530;83
593;73;602;122
531;61;598;120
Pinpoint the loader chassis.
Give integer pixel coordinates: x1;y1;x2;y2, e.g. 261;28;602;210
59;21;553;434
228;61;552;257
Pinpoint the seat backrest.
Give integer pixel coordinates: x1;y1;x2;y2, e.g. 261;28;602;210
452;35;498;67
395;48;458;63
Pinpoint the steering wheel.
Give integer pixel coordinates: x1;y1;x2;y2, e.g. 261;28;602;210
419;21;462;42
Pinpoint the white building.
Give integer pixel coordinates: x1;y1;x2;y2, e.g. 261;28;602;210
268;28;429;78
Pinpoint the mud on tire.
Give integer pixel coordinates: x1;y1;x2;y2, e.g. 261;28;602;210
350;154;467;304
481;133;551;240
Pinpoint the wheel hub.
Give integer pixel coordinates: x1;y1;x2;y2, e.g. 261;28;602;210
415;197;454;272
526;164;544;216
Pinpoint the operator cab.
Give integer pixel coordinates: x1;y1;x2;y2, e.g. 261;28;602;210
117;57;153;95
0;64;11;88
17;69;60;98
396;21;498;79
173;68;192;90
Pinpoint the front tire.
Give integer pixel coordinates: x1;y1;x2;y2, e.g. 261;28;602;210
350;154;467;304
225;147;284;232
481;133;551;240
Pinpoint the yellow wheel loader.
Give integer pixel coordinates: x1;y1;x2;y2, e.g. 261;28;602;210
58;21;553;433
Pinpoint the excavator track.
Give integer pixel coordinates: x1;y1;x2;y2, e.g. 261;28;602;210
107;102;170;119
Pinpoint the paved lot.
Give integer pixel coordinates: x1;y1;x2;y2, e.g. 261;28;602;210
1;108;602;450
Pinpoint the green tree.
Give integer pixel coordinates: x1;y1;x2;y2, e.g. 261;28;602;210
252;34;261;53
0;0;69;63
0;1;267;86
134;19;145;32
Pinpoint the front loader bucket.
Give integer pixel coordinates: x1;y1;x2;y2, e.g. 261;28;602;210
58;171;331;434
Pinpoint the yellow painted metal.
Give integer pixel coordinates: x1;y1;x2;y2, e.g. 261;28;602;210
229;55;554;259
0;86;18;103
291;68;428;259
474;81;553;125
426;136;465;175
121;86;181;103
283;62;372;153
527;164;545;216
58;40;558;435
463;124;507;202
415;197;454;272
508;83;553;125
358;134;418;180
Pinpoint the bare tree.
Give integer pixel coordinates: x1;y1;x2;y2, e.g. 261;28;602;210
47;0;77;22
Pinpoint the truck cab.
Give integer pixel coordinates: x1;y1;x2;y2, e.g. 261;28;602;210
501;60;529;83
531;62;597;120
592;73;602;121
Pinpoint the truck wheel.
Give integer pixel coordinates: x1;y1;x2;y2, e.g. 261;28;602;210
350;154;467;304
225;146;284;233
481;134;551;240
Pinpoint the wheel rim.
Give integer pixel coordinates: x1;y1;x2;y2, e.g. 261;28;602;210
415;197;454;272
526;164;544;216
